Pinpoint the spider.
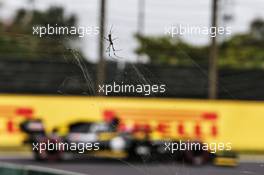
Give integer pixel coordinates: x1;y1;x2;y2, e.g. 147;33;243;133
104;26;121;58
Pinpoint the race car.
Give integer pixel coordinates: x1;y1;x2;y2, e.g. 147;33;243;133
20;118;237;166
20;118;154;161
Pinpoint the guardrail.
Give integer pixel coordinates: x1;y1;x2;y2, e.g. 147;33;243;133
0;162;85;175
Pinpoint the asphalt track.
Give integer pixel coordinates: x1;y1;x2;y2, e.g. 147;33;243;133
0;155;264;175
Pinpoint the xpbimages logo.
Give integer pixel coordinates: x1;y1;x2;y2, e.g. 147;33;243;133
32;24;99;37
164;141;232;154
32;140;100;154
98;82;166;96
164;24;232;38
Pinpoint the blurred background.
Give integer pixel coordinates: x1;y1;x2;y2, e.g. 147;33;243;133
0;0;264;99
0;0;264;174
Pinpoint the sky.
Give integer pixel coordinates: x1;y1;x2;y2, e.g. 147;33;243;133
1;0;264;62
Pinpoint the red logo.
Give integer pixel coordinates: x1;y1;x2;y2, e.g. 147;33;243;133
0;106;34;134
104;108;218;138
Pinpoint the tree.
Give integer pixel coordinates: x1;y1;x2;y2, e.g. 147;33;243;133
135;18;264;69
219;19;264;69
135;34;208;66
251;18;264;40
0;6;83;61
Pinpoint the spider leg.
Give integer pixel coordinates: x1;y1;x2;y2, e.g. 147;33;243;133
104;37;109;41
111;44;116;51
113;51;123;59
106;44;111;51
109;25;113;35
113;49;119;58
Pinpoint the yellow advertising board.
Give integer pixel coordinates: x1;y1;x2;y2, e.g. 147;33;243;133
0;94;263;151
